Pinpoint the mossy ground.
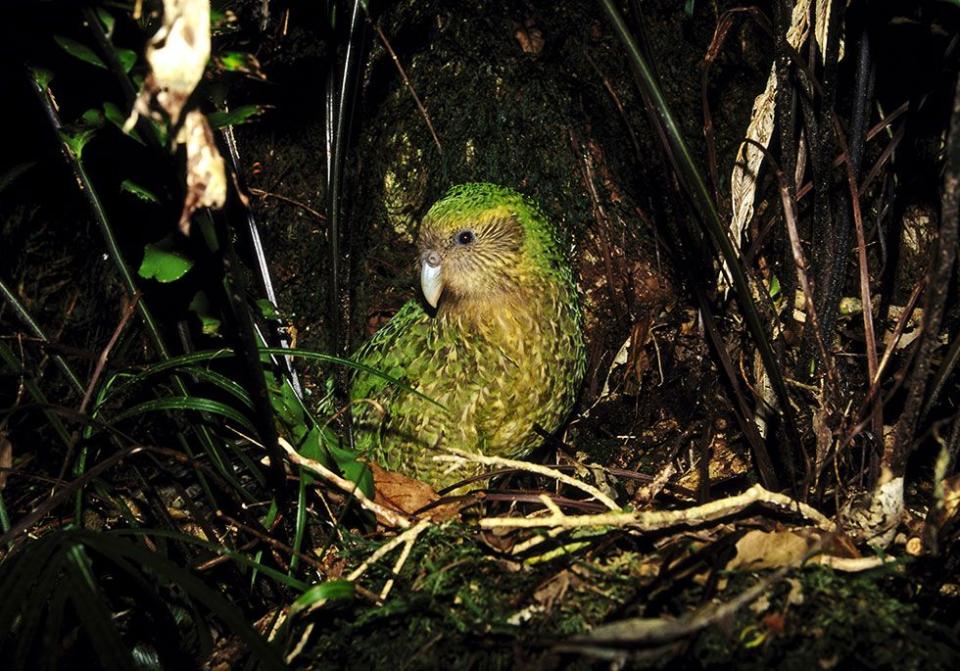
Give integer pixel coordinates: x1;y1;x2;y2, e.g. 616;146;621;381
3;1;960;668
225;2;960;667
285;523;960;670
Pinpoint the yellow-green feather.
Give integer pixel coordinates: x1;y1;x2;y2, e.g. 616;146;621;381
350;183;585;489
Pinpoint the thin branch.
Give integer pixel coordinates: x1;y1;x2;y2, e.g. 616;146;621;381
248;187;327;222
373;22;442;156
277;437;411;528
434;447;621;511
479;483;835;532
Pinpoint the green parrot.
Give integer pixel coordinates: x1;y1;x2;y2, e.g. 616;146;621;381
350;183;586;489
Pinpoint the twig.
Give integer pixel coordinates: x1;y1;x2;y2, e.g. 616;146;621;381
835;118;882;440
373;22;442;155
746;138;837;388
888;76;960;477
215;511;329;576
277;436;411;528
561;568;787;649
377;519;429;600
434;447;621;511
479;483;835;532
78;294;140;416
52;294;140;492
248;187;327;223
347;518;430;583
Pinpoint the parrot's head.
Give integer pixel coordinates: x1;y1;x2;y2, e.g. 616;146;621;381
416;183;566;311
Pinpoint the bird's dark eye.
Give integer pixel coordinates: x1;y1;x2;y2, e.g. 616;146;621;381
456;230;475;245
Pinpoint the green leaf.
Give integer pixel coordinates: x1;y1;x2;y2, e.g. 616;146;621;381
215;51;265;78
29;67;54;91
260;348;445;409
296;427;331;484
256;298;281;322
116;48;137;73
103;101;144;144
188;291;222;335
341;460;374;497
102;101;125;126
290;580;354;614
329;443;374;498
188;368;253;409
139;239;194;283
95;7;115;35
59;128;97;159
207;105;268;130
98;347;440;409
768;274;781;299
83;530;288;668
110;396;256;433
54;36;106;69
81;108;105;127
269;382;301;426
280;378;304;423
120;179;159;203
211;8;239;35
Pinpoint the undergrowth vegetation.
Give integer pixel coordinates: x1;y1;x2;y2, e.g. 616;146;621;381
2;1;960;668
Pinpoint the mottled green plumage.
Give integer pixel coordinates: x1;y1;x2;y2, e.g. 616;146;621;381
350;183;585;488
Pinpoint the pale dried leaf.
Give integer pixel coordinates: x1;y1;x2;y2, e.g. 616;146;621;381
724;1;844;291
177;109;226;234
726;528;863;571
723;1;812;289
726;529;817;570
838;474;904;550
814;0;845;63
127;0;211;130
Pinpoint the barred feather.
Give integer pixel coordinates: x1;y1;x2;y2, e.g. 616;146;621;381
350;183;585;489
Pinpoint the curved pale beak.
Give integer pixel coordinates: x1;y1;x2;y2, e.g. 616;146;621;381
420;251;443;308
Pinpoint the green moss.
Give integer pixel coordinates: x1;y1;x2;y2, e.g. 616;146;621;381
693;566;960;671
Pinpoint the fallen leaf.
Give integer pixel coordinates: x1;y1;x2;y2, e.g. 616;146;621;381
370;462;438;514
0;431;11;491
127;0;211;129
177;109;226;234
727;528;861;572
726;529;819;571
514;20;544;55
762;611;785;633
123;0;226;235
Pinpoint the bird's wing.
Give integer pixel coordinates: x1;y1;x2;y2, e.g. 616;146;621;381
350;300;430;402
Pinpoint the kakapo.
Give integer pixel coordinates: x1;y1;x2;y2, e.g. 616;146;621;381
350;183;586;489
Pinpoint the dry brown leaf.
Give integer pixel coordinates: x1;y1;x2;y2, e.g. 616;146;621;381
727;527;862;572
677;433;750;492
532;570;577;613
370;461;439;514
369;462;475;523
124;0;226;235
127;0;211;129
0;431;12;491
177;109;227;234
514;20;544;55
726;529;817;571
725;1;840;290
